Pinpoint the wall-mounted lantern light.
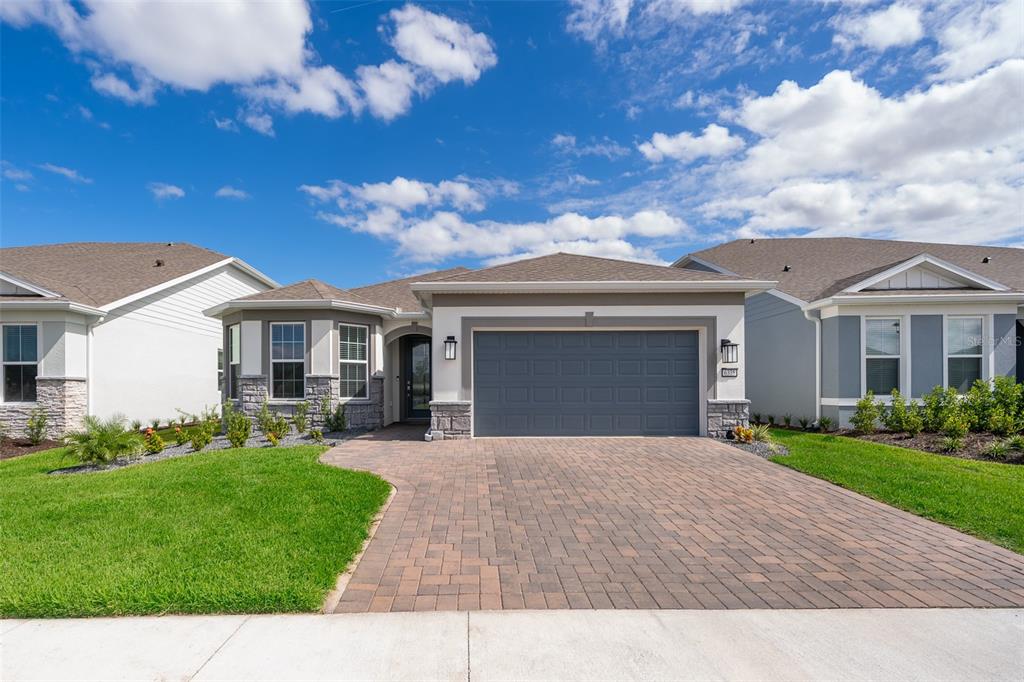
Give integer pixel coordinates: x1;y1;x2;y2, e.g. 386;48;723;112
720;338;739;364
444;335;458;360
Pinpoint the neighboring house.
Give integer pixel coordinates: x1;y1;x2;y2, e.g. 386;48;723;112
676;238;1024;428
205;253;775;438
0;242;276;438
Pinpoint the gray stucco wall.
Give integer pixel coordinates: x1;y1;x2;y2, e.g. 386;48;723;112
821;315;861;400
994;314;1017;379
743;292;817;421
911;315;943;397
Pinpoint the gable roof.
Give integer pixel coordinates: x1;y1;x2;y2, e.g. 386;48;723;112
436;252;747;283
683;238;1024;302
352;267;470;313
235;279;379;306
0;242;275;309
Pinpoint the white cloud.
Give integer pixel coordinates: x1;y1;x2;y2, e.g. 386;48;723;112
551;133;630;159
213;117;239;132
566;0;748;44
2;162;33;182
388;4;497;84
215;186;250;200
302;176;488;213
38;163;92;184
638;123;745;163
931;0;1023;81
147;182;185;200
357;61;419;121
836;3;923;51
240;110;274;136
2;1;496;125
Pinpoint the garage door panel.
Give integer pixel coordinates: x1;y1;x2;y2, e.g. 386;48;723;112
474;330;700;437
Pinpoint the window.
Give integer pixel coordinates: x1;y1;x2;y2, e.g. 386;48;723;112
227;324;241;399
3;324;38;402
947;316;983;392
865;317;900;395
339;323;368;399
270;322;305;399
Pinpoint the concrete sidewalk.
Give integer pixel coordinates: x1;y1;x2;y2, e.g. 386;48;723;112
2;609;1021;681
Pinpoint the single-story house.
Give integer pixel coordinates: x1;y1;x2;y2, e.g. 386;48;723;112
676;238;1024;428
205;253;776;438
0;242;275;438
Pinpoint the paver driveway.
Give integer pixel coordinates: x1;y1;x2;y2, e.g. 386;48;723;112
321;428;1024;613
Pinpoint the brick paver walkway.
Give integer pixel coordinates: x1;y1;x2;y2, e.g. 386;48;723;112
322;428;1024;613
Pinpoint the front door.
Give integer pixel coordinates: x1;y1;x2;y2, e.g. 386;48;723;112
401;335;432;421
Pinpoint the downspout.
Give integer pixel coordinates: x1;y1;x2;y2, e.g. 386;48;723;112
803;308;821;423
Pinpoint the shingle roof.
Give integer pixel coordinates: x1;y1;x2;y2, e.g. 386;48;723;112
236;279;380;306
352;267;470;312
687;238;1024;301
436;252;744;283
0;242;230;307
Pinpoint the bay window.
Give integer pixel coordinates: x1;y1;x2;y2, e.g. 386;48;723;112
865;317;900;395
270;322;305;399
946;316;983;393
339;323;368;399
3;324;38;402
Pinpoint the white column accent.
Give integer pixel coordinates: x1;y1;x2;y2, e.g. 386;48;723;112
310;320;334;375
240;320;262;375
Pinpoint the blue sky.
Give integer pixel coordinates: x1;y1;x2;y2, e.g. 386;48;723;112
1;0;1020;287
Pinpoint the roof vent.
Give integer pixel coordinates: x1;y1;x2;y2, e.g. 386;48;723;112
154;259;164;267
749;239;756;244
982;256;991;263
165;242;174;246
782;264;791;272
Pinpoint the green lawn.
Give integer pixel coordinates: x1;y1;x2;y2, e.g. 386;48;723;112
0;446;391;618
770;429;1024;554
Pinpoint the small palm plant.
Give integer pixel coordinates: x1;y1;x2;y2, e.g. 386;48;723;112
64;414;144;465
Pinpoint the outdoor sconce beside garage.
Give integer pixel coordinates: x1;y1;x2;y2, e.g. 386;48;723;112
444;335;458;360
720;338;739;364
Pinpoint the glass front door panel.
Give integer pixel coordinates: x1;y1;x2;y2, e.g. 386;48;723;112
405;337;431;419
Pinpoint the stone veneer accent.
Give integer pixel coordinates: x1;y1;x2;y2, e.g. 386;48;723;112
238;375;269;421
307;374;385;431
0;377;87;439
429;401;471;440
707;399;750;439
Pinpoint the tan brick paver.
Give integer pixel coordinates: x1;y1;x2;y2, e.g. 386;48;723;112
322;427;1024;612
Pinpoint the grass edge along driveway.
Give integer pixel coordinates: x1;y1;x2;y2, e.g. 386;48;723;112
0;445;391;618
770;429;1024;555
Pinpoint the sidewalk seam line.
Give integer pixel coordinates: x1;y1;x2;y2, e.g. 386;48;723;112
187;615;250;681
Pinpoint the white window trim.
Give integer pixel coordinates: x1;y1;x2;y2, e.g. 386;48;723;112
943;314;986;392
861;315;905;397
227;324;241;400
269;321;306;401
1;321;41;404
338;323;370;403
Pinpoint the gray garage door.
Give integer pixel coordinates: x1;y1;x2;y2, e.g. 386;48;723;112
473;330;700;437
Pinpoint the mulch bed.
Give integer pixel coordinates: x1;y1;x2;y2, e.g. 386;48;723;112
855;430;1023;464
1;438;63;460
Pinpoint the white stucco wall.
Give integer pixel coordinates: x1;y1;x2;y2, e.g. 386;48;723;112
429;304;746;403
91;265;269;422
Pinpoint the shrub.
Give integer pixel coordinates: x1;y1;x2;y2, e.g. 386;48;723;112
223;402;251;449
991;376;1023;423
64;415;143;464
322;397;347;432
767;415;775;426
733;425;754;443
904;403;924;437
850;392;882;434
293;401;310;434
150;418;161;430
941;411;969;440
26;408;48;445
750;424;773;442
256;400;275;435
143;428;165;455
782;414;792;427
983;440;1009;461
941;436;964;452
189;426;213;452
265;413;289;444
266;432;280;447
817;416;834;433
173;426;188;447
798;416;810;430
963;379;995;432
922;386;959;433
882;389;909;432
988;406;1017;437
130;419;142;433
1006;434;1024;451
752;413;761;425
309;429;324;444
